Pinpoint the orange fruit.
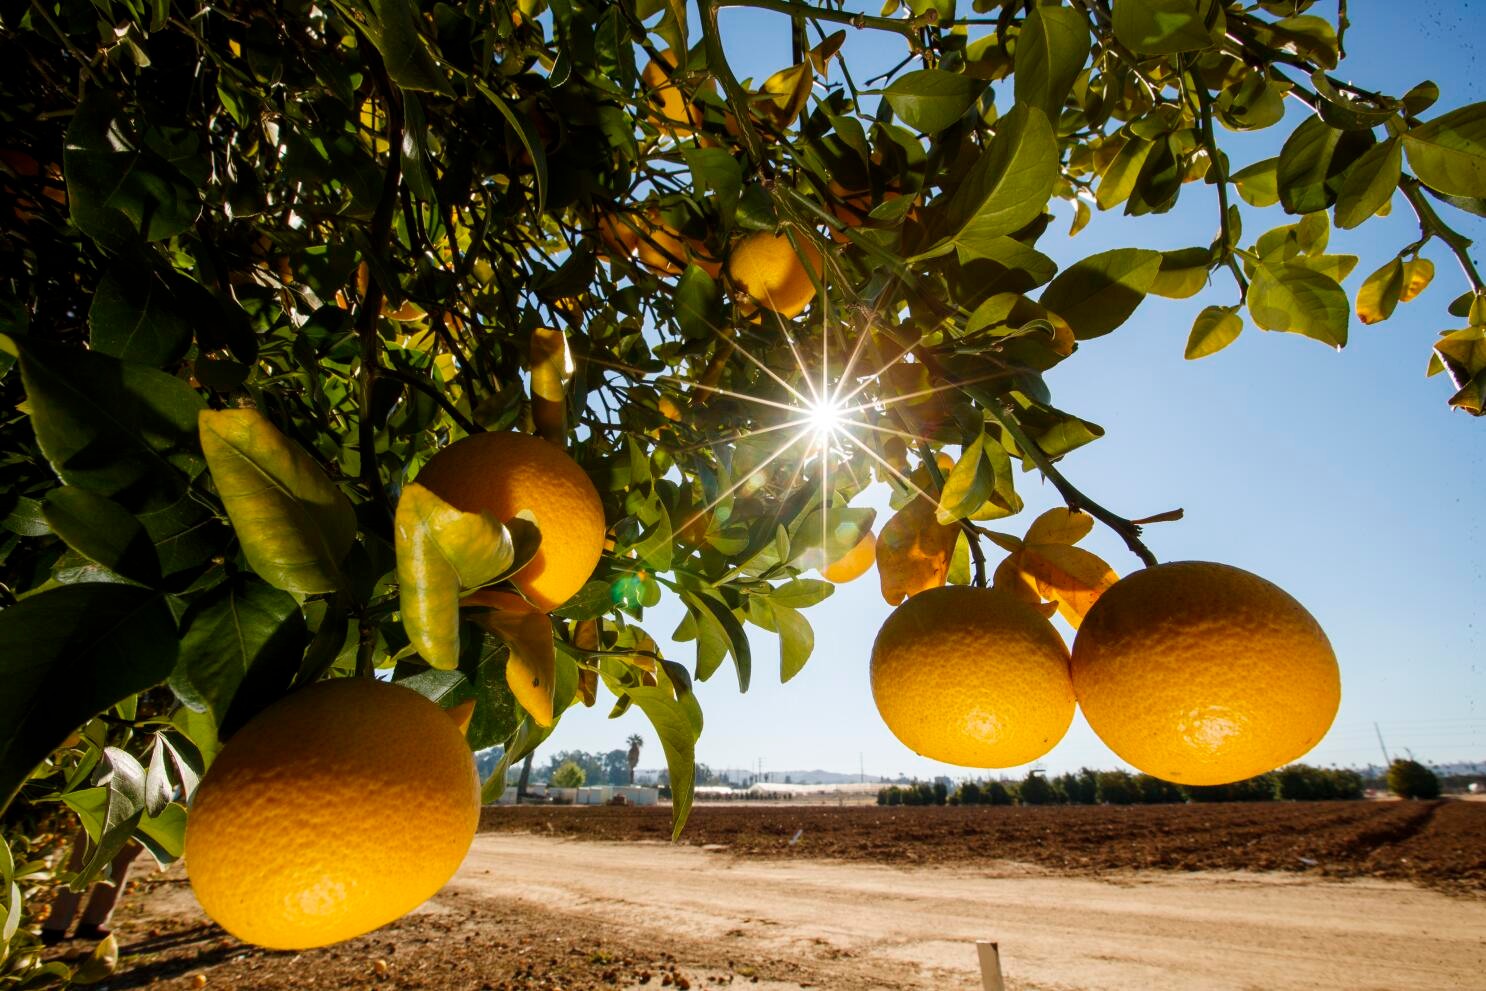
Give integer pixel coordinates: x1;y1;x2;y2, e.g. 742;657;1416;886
640;50;710;137
820;530;876;583
1070;561;1340;786
870;586;1075;767
726;232;822;318
415;432;605;611
184;679;479;949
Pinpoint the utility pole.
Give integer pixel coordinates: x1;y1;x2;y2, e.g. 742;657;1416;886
1374;722;1391;767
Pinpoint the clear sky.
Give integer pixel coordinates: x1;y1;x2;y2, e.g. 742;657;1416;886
551;0;1484;779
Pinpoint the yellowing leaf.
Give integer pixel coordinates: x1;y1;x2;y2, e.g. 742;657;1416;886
199;408;356;595
1356;258;1404;325
465;589;556;726
1018;542;1118;628
530;327;573;443
1185;305;1243;359
759;62;814;130
1400;256;1435;302
1023;507;1094;546
877;497;959;606
395;483;516;670
992;551;1042;607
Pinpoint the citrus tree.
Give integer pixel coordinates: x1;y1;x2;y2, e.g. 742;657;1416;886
2;0;1484;976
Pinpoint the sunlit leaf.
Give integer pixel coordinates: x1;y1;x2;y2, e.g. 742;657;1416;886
1404;102;1486;198
1356;259;1405;325
1185;305;1244;359
395;482;516;670
1247;262;1349;348
884;69;985;135
878;497;958;606
1013;4;1090;121
1039;248;1161;340
466;591;556;727
530;327;573;442
200;408;356;595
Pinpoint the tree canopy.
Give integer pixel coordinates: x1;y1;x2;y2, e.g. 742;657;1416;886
2;0;1485;979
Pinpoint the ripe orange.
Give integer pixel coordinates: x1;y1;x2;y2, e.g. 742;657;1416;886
640;50;709;137
870;586;1075;767
415;432;605;611
184;679;479;949
820;530;876;583
726;232;821;318
635;212;721;278
1070;561;1340;785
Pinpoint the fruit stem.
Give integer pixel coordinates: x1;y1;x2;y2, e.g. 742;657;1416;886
982;405;1160;568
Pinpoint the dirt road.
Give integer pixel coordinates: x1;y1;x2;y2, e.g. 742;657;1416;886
455;833;1486;991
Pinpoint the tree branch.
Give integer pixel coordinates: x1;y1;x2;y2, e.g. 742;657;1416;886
1401;177;1486;294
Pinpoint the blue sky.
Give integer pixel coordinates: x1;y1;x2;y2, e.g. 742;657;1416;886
552;0;1484;778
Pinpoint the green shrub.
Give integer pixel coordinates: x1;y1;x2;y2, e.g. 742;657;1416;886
1134;774;1184;804
1181;774;1277;802
932;780;948;806
551;760;586;788
984;781;1014;806
1387;759;1440;799
1096;770;1138;805
956;781;984;806
1019;771;1056;805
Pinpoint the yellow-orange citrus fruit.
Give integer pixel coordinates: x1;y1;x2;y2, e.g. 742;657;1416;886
871;586;1075;767
634;212;719;278
184;679;479;949
726;232;822;318
1070;561;1340;786
415;432;605;611
821;530;876;583
640;50;708;136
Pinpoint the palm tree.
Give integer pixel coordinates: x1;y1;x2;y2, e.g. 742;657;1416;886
626;734;644;785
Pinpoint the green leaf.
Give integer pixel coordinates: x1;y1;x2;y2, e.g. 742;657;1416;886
1185;305;1243;359
552;580;617;621
1310;72;1401;131
1096;137;1155;211
771;604;813;683
171;580;307;729
768;578;834;609
786;506;875;570
619;681;702;839
1404;102;1486;198
1247;262;1350;348
1232;157;1280;208
1334;137;1401;229
1148;247;1211;299
952;235;1058;287
135;802;188;866
883;69;985;135
199;407;357;595
681;589;751;691
395;482;517;670
682;147;742;225
1;334;203;507
472;79;547;217
356;0;456;96
935;432;992;524
934;105;1058;252
1277;115;1375;214
0;584;177;814
1112;0;1223;55
1038;248;1162;340
63;93;200;248
630;498;675;572
89;263;194;368
1268;15;1339;70
672;264;721;342
66;748;145;891
42;487;161;586
1013;5;1090;122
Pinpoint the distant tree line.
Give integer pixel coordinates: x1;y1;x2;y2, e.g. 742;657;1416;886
877;764;1377;807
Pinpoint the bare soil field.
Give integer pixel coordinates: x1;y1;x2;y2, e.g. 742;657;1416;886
63;800;1486;991
481;798;1486;891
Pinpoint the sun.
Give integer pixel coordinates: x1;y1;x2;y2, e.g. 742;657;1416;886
805;395;848;451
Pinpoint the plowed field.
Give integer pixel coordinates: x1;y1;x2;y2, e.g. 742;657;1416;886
479;798;1486;890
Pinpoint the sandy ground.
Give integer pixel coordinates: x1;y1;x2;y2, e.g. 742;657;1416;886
453;833;1486;991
